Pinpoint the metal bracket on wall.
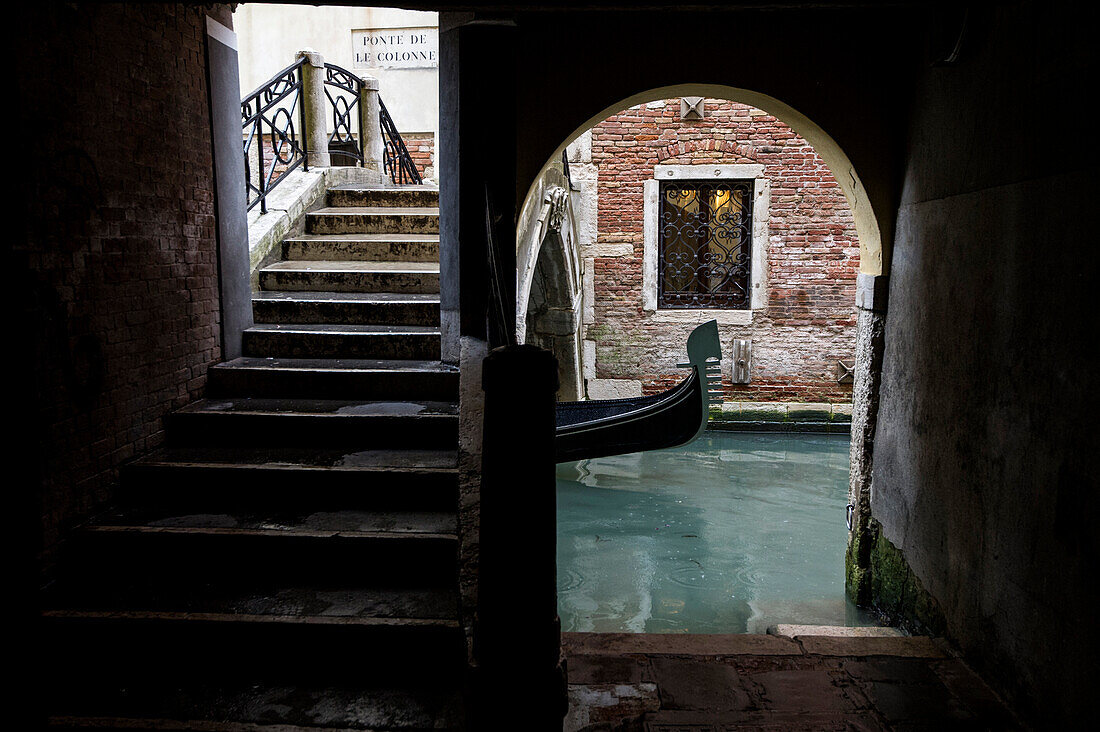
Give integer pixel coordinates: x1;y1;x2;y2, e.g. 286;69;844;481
731;338;751;383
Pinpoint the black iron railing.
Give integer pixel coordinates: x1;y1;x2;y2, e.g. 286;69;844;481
242;58;308;213
322;62;363;165
379;97;423;185
244;58;424;211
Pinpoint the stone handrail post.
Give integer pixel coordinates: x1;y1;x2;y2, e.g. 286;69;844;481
358;75;384;174
295;48;330;168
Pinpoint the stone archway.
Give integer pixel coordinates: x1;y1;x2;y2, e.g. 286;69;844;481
517;85;889;612
516;165;584;401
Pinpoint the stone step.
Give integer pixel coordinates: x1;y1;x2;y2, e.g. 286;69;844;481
46;569;459;620
306;206;439;235
243;323;440;360
327;185;439;209
120;447;458;513
252;290;439;326
208;357;459;401
63;513;459;589
165;397;457;449
45;680;464;729
282;232;439;262
42;607;464;685
259;260;440;294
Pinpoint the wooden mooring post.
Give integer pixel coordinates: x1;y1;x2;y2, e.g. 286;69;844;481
475;344;566;728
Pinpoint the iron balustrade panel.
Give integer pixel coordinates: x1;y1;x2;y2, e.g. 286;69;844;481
379;96;423;185
658;179;753;309
323;63;363;166
241;59;308;213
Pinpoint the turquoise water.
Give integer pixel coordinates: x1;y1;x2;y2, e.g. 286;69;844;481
556;431;875;633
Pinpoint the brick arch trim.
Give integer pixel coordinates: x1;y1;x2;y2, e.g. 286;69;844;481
655;139;761;163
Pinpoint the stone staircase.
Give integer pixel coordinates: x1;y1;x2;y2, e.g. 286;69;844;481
42;186;468;730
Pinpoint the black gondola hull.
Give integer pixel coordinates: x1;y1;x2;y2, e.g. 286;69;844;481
554;368;705;462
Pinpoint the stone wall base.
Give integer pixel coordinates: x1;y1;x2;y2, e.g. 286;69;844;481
708;401;852;433
847;518;948;637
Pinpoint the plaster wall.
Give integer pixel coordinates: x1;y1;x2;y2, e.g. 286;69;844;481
234;4;439;177
870;1;1095;724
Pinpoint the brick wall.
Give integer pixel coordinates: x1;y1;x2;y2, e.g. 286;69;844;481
15;4;232;553
585;98;859;402
400;131;435;181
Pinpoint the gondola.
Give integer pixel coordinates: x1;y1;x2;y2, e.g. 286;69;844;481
554;320;723;462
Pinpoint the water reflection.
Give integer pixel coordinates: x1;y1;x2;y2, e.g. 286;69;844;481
556;431;874;633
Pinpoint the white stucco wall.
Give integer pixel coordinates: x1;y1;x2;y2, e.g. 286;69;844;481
235;5;438;149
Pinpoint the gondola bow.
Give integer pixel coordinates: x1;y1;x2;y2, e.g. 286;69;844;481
554;320;722;462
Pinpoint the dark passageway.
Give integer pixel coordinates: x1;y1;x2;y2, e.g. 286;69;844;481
15;2;1093;729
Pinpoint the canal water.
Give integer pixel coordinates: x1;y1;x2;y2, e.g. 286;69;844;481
556;431;875;633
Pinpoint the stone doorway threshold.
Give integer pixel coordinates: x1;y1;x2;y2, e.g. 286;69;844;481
562;630;1020;731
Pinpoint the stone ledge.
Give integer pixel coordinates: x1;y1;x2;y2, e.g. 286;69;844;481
708;401;853;433
562;632;801;656
769;624;904;638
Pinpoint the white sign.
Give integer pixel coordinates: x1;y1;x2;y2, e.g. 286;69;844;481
352;27;438;69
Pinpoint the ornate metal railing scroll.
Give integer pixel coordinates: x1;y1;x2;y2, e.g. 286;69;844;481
658;180;754;309
379;96;423;185
242;58;308;213
322;62;363;166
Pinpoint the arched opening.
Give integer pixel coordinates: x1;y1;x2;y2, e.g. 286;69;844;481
521;87;882;634
522;220;584;401
516;166;584;400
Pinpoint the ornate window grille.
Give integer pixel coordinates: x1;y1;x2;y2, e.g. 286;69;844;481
658;180;754;309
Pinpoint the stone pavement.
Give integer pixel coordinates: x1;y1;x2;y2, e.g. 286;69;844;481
563;631;1020;731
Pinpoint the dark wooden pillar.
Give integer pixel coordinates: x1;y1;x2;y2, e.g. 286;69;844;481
476;344;565;728
440;16;562;725
439;17;517;362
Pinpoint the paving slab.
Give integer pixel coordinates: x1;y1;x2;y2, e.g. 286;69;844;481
649;657;752;711
864;681;972;725
750;669;857;713
563;634;1014;732
842;658;943;686
564;683;660;730
799;636;946;658
567;654;652;685
563;632;801;656
931;659;1022;728
642;709;887;730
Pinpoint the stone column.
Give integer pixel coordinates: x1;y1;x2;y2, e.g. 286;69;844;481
204;16;253;360
475;344;566;730
846;273;889;605
358;75;384;175
295;49;330;168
